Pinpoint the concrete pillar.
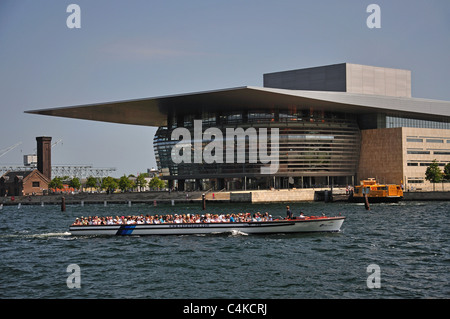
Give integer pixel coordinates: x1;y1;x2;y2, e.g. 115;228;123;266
178;179;185;191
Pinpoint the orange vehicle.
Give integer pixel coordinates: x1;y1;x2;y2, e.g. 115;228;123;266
350;178;403;203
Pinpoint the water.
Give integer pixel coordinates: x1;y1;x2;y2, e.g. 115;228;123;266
0;201;448;299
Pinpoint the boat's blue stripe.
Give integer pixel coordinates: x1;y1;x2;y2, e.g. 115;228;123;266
116;225;136;235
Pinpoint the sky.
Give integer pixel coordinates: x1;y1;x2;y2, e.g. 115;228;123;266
1;0;449;178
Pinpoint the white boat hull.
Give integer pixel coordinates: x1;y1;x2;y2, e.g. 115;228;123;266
69;217;345;236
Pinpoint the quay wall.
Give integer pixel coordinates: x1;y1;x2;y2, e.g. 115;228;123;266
230;188;337;203
2;189;450;207
0;191;206;206
0;189;330;206
403;191;450;201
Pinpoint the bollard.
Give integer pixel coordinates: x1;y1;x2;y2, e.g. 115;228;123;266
81;200;84;207
324;190;330;203
104;201;107;207
18;203;21;209
364;193;370;211
202;193;206;210
61;197;66;212
0;203;3;210
41;201;44;207
128;201;131;207
171;199;174;206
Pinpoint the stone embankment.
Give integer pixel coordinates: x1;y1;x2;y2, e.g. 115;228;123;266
1;189;449;207
1;191;210;206
403;191;450;201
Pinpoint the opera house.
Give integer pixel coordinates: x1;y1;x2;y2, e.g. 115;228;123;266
27;63;450;191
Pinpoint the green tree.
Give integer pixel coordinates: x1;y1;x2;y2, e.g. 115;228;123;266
444;162;450;181
135;174;148;191
85;176;99;191
425;159;443;191
48;177;64;190
101;176;118;194
118;175;134;192
148;176;165;190
69;177;81;190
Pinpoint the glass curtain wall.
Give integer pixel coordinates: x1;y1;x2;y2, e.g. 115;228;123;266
154;107;361;190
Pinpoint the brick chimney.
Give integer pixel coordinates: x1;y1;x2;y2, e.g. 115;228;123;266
36;136;52;180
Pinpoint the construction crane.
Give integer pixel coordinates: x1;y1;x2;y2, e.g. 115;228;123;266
0;142;22;159
51;139;63;148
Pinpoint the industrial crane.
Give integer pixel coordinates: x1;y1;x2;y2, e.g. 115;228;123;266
51;139;63;148
0;142;22;159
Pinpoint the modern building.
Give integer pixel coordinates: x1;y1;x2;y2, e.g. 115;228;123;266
26;63;450;191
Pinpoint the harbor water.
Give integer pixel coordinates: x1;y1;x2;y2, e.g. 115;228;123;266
0;201;448;299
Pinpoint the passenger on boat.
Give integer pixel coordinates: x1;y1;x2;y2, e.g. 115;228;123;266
286;206;293;219
71;210;280;226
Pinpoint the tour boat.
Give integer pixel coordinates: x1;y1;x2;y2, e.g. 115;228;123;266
69;216;345;236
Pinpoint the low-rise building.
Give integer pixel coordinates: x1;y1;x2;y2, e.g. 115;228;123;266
0;169;50;196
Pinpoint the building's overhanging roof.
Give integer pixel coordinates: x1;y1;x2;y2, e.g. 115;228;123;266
25;86;450;127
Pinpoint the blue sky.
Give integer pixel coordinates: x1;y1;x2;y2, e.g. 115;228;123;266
1;0;449;177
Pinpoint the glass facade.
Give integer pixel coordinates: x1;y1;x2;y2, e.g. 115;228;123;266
358;113;450;130
386;115;450;129
153;96;450;191
154;108;361;190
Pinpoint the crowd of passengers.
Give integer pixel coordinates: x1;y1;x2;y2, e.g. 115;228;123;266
72;212;278;226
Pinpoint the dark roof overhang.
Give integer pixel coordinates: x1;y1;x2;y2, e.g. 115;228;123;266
26;86;450;127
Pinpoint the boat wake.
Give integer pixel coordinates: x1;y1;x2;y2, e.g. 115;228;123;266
1;232;72;239
191;230;249;237
34;232;72;238
229;230;249;236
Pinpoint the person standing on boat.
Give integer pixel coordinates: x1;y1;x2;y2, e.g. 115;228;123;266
286;206;293;219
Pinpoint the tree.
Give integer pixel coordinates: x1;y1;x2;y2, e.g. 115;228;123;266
118;175;134;192
135;174;148;191
101;176;118;194
48;177;64;190
69;177;81;191
425;159;443;191
148;176;165;190
85;176;99;191
444;162;450;181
